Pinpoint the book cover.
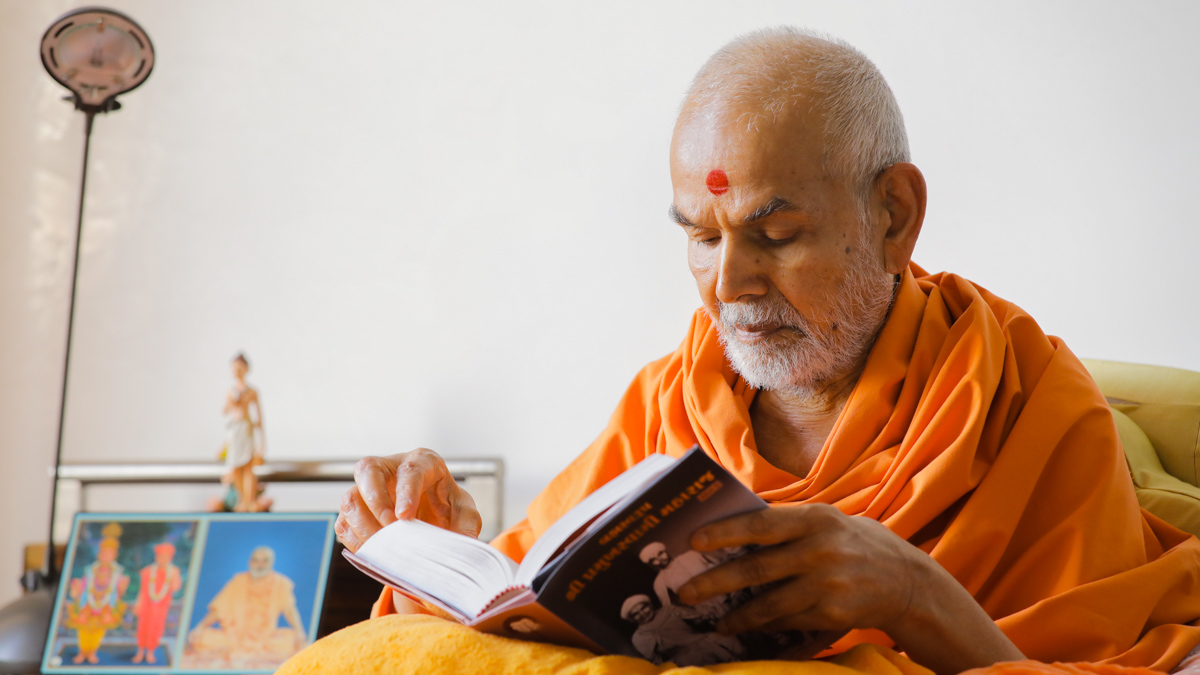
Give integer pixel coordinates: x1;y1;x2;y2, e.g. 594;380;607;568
531;446;799;666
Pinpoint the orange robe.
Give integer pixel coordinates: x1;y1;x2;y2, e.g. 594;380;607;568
376;265;1200;670
134;563;178;650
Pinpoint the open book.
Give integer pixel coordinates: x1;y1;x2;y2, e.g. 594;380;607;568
346;447;837;666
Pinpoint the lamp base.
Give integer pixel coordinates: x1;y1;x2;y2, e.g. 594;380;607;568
0;585;53;675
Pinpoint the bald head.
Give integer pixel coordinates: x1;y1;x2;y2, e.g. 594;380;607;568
668;28;926;398
678;27;909;199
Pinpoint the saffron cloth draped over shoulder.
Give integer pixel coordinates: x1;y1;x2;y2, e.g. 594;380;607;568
485;264;1200;670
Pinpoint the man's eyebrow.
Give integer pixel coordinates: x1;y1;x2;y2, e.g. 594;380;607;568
669;197;797;229
742;196;798;224
668;204;697;228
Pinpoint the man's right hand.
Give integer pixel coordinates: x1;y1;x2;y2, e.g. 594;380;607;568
335;448;482;552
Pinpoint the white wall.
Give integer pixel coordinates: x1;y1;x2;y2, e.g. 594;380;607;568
2;0;1197;607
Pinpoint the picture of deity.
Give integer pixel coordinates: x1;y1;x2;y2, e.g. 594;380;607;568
45;519;198;669
43;513;334;674
63;523;130;664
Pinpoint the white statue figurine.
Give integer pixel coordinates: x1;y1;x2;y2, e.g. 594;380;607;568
221;353;267;512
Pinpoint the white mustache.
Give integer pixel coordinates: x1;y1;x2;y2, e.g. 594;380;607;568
718;295;812;337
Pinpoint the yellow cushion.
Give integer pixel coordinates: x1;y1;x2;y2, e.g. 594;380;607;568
277;614;932;675
1083;359;1200;487
1110;403;1200;487
1111;408;1200;537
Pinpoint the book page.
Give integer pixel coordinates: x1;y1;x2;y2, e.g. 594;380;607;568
354;519;519;618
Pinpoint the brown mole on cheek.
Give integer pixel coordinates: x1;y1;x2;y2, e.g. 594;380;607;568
845;246;852;254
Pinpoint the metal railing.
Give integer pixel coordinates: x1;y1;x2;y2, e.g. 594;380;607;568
56;458;503;484
51;458;505;542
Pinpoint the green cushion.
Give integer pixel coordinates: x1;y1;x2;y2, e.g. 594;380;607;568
1111;403;1200;486
1082;359;1200;487
1112;408;1200;538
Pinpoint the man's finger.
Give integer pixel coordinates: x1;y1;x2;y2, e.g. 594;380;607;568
758;613;831;636
334;514;364;552
717;576;819;635
340;487;384;546
692;503;840;550
681;542;782;600
452;491;483;538
393;450;442;520
391;590;432;616
679;540;816;604
354;456;399;527
432;476;457;525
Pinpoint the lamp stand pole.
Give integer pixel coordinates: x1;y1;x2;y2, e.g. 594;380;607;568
44;110;97;586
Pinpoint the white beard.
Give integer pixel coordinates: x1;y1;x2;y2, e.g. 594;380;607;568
716;243;895;396
249;566;271;580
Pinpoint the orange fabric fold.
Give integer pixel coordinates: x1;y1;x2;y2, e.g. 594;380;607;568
957;661;1165;675
486;264;1200;669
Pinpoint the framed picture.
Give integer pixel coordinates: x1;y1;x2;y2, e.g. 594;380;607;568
42;512;337;674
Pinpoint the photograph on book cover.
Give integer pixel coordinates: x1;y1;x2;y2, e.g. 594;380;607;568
42;513;337;675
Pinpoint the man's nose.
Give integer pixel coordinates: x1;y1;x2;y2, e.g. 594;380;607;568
715;237;768;304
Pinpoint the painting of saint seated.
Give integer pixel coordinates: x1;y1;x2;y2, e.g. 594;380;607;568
180;546;309;669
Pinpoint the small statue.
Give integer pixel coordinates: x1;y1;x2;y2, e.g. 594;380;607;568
219;353;269;512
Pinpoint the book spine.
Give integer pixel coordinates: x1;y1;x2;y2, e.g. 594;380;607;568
478;585;525;615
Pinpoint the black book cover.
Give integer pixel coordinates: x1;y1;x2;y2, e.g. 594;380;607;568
531;447;823;666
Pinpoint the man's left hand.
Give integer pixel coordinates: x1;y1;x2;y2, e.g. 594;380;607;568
677;503;1024;675
678;503;927;636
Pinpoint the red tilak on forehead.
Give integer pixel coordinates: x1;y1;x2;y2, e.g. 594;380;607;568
706;169;729;196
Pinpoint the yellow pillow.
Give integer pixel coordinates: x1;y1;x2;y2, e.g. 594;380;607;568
276;614;931;675
1110;402;1200;487
1082;358;1200;486
1112;408;1200;537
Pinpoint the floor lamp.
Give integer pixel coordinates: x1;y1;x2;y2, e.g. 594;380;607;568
0;8;154;673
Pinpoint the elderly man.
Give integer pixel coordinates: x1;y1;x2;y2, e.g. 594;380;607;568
183;546;308;668
328;27;1200;675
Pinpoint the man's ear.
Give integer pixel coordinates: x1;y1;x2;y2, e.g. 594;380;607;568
875;162;926;274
